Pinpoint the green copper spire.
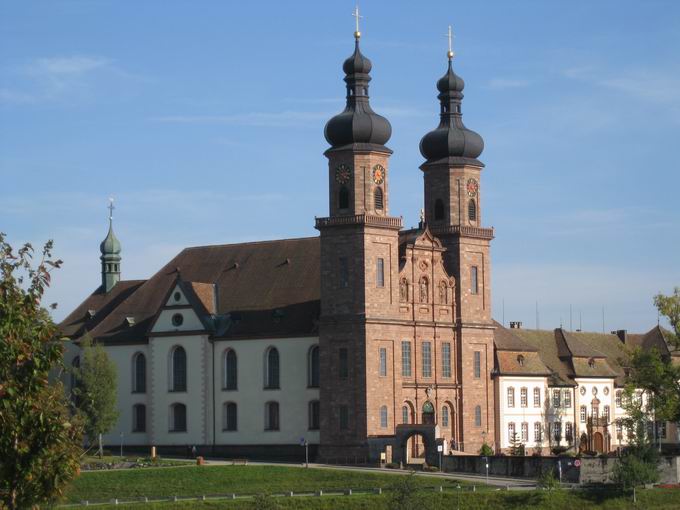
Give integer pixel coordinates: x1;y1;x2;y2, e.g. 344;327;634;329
100;198;121;292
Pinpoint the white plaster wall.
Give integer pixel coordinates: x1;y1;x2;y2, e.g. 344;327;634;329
149;334;208;446
153;308;204;333
498;376;548;449
212;337;320;445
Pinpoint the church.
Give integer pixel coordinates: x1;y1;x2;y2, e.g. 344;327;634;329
59;28;678;462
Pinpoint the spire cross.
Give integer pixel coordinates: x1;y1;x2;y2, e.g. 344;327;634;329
352;5;362;39
108;197;115;222
446;25;455;60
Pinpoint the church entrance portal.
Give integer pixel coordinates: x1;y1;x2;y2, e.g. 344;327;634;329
392;423;441;467
593;432;604;453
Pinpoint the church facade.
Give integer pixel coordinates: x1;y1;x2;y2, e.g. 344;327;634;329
59;33;678;461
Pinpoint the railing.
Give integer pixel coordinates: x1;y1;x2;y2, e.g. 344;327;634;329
315;214;403;229
430;224;495;240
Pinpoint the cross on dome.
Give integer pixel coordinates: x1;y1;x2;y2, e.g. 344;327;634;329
352;5;363;39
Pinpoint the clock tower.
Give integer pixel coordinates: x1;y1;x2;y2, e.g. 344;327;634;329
316;29;403;459
419;49;496;452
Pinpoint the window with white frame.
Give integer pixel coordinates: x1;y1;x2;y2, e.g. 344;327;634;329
658;421;667;439
534;422;542;442
533;387;541;407
521;422;528;442
402;405;410;424
508;422;515;442
553;421;562;442
565;422;573;442
563;389;571;408
616;390;622;408
580;405;587;423
552;389;561;407
507;387;515;408
520;387;527;408
604;405;610;422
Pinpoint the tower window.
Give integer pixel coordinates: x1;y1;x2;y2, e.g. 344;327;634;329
374;187;384;210
376;258;385;288
468;199;477;221
434;199;445;221
339;186;350;210
471;266;479;295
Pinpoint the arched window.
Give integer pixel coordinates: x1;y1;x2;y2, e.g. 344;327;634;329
338;186;349;210
374;187;384;210
439;281;448;304
402;405;410;424
434;199;444;221
171;346;187;392
132;353;146;393
308;346;319;388
265;401;279;430
399;278;409;303
474;405;482;427
133;404;146;432
308;400;320;430
223;349;237;390
422;401;435;425
265;347;280;389
170;403;186;432
223;402;237;431
441;406;450;427
380;405;388;428
419;277;429;303
468;199;477;221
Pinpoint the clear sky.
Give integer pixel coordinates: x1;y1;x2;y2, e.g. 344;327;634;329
1;0;679;333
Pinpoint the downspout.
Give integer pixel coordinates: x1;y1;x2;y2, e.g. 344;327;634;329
212;338;216;453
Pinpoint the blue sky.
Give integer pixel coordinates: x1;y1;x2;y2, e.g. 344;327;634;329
1;0;679;333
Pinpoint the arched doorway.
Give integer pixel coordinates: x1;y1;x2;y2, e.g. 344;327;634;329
593;432;604;453
422;401;435;425
405;432;427;464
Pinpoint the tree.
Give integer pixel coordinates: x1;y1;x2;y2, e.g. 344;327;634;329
0;234;83;509
388;472;421;510
73;335;119;457
479;442;494;456
613;388;659;488
654;288;680;346
510;432;525;456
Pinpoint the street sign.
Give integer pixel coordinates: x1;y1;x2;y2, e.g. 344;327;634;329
574;459;581;467
299;437;306;446
437;445;443;452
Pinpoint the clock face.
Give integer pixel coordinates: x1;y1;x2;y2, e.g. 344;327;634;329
372;165;386;185
466;178;479;197
335;164;351;184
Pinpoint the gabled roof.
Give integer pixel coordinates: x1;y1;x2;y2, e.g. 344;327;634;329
58;280;145;339
60;237;321;344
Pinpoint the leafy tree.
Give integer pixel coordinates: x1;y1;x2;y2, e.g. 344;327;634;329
654;288;680;345
72;335;119;458
509;432;525;456
0;234;83;509
388;472;421;510
613;388;659;488
479;442;494;456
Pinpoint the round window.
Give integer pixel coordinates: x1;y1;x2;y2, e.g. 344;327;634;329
592;387;598;396
173;292;181;302
580;386;586;396
603;387;609;396
172;313;184;327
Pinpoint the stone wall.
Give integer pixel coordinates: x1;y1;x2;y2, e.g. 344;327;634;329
579;456;680;485
442;455;580;483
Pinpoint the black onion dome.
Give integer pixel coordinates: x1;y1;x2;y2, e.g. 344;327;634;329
325;39;392;149
420;60;484;164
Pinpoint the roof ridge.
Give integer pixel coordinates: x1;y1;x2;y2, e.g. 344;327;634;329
182;235;318;251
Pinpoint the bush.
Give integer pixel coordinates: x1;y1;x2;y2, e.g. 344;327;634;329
423;465;439;472
479;443;494;457
385;462;399;469
537;468;560;491
388;472;420;510
613;453;659;488
551;446;568;456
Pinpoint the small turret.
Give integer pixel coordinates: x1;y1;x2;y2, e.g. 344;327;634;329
100;198;121;292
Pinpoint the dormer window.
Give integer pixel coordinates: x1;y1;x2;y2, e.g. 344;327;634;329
125;316;135;327
588;358;595;368
517;355;525;367
86;309;96;319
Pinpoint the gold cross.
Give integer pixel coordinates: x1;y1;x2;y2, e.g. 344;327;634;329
446;25;455;60
352;5;362;39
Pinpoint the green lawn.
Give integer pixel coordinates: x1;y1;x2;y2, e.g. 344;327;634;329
67;488;680;510
64;465;465;503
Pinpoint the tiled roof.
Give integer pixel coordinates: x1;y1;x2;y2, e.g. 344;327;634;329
60;237;321;344
496;351;551;376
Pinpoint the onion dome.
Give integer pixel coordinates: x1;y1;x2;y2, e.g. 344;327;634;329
324;38;392;150
100;221;121;255
419;58;484;165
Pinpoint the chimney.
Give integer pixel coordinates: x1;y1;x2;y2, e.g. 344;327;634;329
510;321;522;329
612;329;627;343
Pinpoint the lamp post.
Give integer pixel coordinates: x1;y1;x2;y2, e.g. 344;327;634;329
119;432;124;459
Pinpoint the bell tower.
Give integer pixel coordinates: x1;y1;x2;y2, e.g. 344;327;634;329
419;34;496;453
316;17;403;459
100;198;121;293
